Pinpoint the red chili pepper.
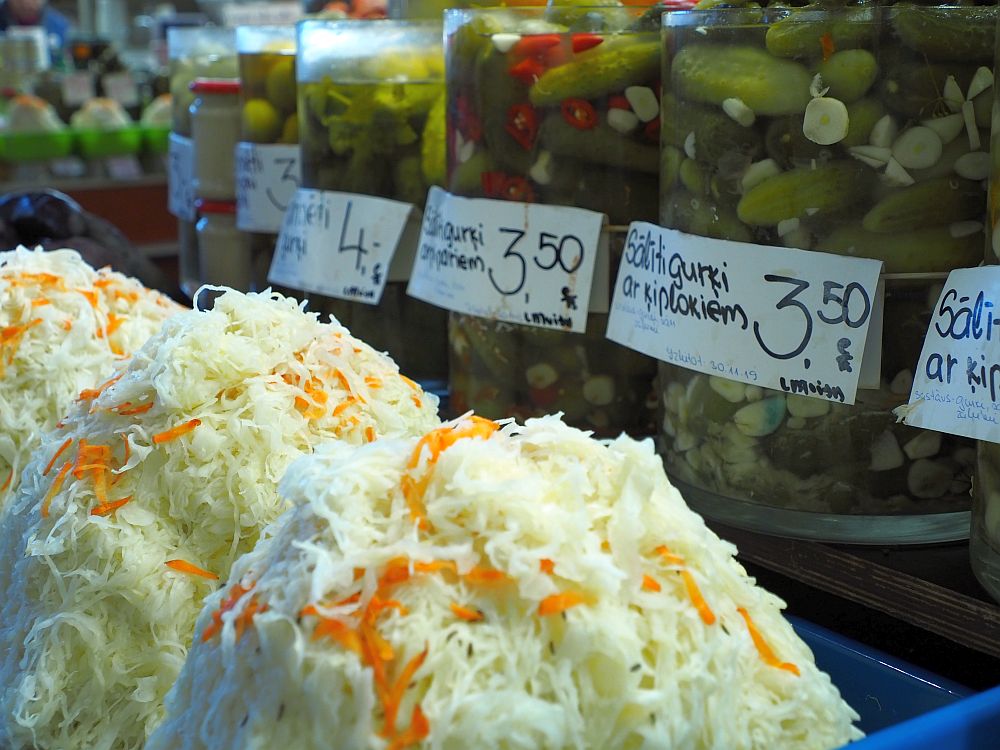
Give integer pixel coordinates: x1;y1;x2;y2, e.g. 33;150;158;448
512;33;560;58
608;95;631;110
501;175;535;203
508;57;545;85
481;171;509;198
571;33;603;53
455;94;482;142
560;98;598;130
504;103;538;151
642;116;661;143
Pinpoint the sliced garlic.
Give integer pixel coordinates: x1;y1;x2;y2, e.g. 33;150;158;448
607;108;639;134
954;151;990;180
921;113;965;145
457;139;475;164
722;97;755;127
624;85;659;123
848;144;892;168
889;369;914;396
968;66;995;101
891;126;942;169
809;73;829;99
943;75;964;112
962;100;981;150
683;131;696;160
882;157;915;187
802;96;849;145
740;158;781;192
776;217;800;237
490;33;521;53
949;220;983;239
869;114;898;149
528;150;553;185
870;430;904;471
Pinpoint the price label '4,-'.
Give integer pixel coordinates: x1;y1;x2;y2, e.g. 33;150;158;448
406;186;604;333
606;222;883;405
268;188;414;305
235;142;300;233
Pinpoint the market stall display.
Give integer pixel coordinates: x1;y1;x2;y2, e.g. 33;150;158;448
0;288;441;750
443;6;661;434
0;246;181;504
141;94;173;155
148;414;862;750
655;3;993;541
0;94;73;162
295;19;449;382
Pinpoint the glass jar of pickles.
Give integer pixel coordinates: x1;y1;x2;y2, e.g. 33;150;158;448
656;5;993;542
296;19;448;383
970;14;1000;601
443;6;662;434
196;199;254;306
236;25;299;293
167;27;238;301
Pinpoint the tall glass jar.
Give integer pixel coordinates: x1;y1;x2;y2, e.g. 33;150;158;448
236;25;299;293
443;6;662;433
167;27;238;301
190;78;242;201
296;19;448;384
656;5;993;542
970;12;1000;601
196;199;254;309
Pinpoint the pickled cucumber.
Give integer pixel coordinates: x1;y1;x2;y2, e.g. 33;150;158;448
842;98;886;148
765;8;873;60
892;5;998;64
663;190;753;243
663;93;763;166
862;177;983;234
881;62;978;120
817;49;878;104
736;161;871;226
476;48;534;174
529;38;660;106
539;114;659;174
672;44;812;116
817;223;984;273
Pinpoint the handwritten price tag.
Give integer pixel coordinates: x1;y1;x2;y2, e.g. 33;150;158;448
268;188;414;305
606;222;883;405
407;187;604;333
167;133;195;222
235;143;300;233
898;267;1000;441
102;71;139;107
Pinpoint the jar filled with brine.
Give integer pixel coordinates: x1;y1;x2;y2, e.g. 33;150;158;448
970;12;1000;601
190;78;242;201
236;25;299;293
296;19;448;383
167;27;238;300
443;6;665;434
656;4;993;542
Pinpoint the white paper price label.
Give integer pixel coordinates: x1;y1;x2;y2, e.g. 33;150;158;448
102;71;139;107
61;71;95;107
606;222;883;405
407;187;604;333
220;1;301;25
897;267;1000;441
269;188;414;305
235;143;300;233
105;155;142;181
167;133;195;222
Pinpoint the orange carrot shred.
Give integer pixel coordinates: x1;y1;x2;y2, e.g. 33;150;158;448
61;319;72;331
41;460;72;518
464;567;512;585
1;467;12;493
654;544;686;567
384;647;429;737
737;607;800;675
117;402;153;416
414;560;457;575
411;394;423;409
681;570;716;625
313;617;363;654
31;299;50;307
540;558;555;574
165;559;218;580
332;398;356;417
642;574;662;592
78;373;123;401
450;603;484;622
387;705;430;750
365;426;376;442
77;288;98;307
400;375;420;391
91;495;133;516
43;437;73;476
365;376;382;389
152;418;201;444
122;433;131;465
538;591;587;616
334;368;352;394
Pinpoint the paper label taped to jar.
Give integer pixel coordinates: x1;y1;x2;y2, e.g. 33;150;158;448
167;133;196;222
268;187;415;305
235;143;300;233
407;187;605;334
606;222;883;406
898;267;1000;442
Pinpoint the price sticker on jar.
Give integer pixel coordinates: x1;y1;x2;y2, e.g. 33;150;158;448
606;222;883;405
235;143;300;233
406;186;604;333
897;267;1000;442
167;133;196;222
269;187;415;304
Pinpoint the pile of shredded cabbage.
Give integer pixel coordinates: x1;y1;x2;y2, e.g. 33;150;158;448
148;415;862;750
0;289;441;750
0;246;181;504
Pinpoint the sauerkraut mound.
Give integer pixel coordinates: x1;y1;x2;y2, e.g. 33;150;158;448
149;415;861;750
0;289;440;750
0;246;180;504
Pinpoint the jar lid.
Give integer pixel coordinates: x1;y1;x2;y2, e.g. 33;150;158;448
189;78;241;95
195;199;238;214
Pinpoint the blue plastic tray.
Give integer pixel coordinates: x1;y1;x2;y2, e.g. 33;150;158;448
792;617;1000;748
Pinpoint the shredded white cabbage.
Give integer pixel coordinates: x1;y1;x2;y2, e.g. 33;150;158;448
0;246;181;504
149;415;862;750
0;288;441;750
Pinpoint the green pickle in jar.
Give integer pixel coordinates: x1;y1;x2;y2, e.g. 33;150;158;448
444;5;666;434
657;4;993;540
237;26;299;293
297;20;448;383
